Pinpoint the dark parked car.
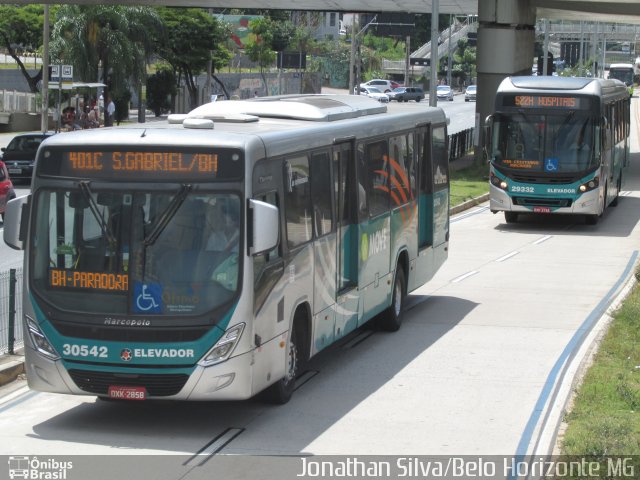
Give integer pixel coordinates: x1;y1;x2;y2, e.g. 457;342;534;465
387;86;425;102
0;132;55;183
0;160;16;222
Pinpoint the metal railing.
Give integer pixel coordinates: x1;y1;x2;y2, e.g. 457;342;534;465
449;127;474;162
0;268;24;355
0;90;40;113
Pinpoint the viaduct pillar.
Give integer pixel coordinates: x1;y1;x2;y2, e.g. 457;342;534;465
475;0;537;163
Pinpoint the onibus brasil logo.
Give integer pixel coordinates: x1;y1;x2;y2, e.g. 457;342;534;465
8;456;73;479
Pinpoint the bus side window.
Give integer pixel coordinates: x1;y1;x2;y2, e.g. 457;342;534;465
432;126;449;189
284;156;313;249
389;133;415;205
310;151;334;237
357;143;368;219
365;139;390;217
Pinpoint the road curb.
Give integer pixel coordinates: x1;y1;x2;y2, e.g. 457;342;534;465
0;355;24;386
450;193;490;215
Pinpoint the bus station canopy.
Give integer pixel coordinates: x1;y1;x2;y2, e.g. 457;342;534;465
48;82;106;91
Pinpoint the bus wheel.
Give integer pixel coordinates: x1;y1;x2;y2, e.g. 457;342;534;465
264;322;301;404
504;211;518;223
380;265;406;332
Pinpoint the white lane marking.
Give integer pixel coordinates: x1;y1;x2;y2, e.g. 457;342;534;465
495;251;520;263
451;270;479;283
533;235;553;245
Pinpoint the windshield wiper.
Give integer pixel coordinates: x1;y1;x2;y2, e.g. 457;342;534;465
143;184;192;246
78;181;117;247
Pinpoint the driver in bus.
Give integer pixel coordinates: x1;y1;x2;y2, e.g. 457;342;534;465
204;201;238;252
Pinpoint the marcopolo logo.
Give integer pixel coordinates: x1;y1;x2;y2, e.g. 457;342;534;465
8;456;73;479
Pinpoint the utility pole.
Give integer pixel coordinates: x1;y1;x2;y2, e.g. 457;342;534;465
404;35;410;87
429;0;439;107
40;5;49;133
349;14;359;94
447;14;452;87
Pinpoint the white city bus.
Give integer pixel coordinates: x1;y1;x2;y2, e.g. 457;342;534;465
4;94;450;403
487;76;629;225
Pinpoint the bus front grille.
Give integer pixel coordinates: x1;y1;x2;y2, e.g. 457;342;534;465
513;197;573;208
54;324;209;343
68;369;190;397
511;173;577;184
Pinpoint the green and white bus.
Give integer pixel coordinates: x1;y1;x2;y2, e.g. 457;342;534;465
4;94;450;403
487;76;630;224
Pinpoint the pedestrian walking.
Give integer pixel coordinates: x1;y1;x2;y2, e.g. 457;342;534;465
105;96;115;127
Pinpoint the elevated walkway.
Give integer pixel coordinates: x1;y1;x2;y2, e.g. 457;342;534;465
382;20;477;77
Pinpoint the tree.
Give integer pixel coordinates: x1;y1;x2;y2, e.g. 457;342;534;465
245;17;277;93
0;5;46;93
50;4;162;119
147;67;176;116
156;7;231;109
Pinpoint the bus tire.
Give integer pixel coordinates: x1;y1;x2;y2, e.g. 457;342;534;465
263;321;302;404
380;265;406;332
504;211;518;223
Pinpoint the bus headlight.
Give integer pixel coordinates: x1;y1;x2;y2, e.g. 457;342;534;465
490;172;508;190
199;323;245;367
26;316;60;360
579;177;599;193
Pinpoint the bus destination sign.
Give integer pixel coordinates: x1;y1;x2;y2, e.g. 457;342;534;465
503;95;589;110
50;268;129;292
40;148;243;181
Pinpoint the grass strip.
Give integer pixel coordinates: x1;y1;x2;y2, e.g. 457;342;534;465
450;159;489;207
559;272;640;457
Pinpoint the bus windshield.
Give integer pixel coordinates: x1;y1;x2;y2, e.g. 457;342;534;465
31;188;241;317
491;112;598;173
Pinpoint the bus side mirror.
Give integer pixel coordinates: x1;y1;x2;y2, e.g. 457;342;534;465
483;114;493;156
249;199;279;256
3;194;31;251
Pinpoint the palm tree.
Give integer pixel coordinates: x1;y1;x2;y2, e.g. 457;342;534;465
50;5;162;119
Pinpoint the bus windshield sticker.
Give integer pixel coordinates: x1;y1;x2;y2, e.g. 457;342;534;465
49;268;129;292
544;158;559;172
133;282;162;313
502;159;541;169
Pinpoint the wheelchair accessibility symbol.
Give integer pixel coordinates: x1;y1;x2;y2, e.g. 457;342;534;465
544;157;559;172
134;282;162;313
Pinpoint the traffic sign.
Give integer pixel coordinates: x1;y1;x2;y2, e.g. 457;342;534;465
49;64;73;84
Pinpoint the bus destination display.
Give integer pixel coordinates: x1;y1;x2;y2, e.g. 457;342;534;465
502;95;589;110
50;268;128;292
42;149;243;181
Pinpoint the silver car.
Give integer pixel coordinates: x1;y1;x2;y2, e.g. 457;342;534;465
436;85;454;101
465;85;477;102
357;86;390;103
